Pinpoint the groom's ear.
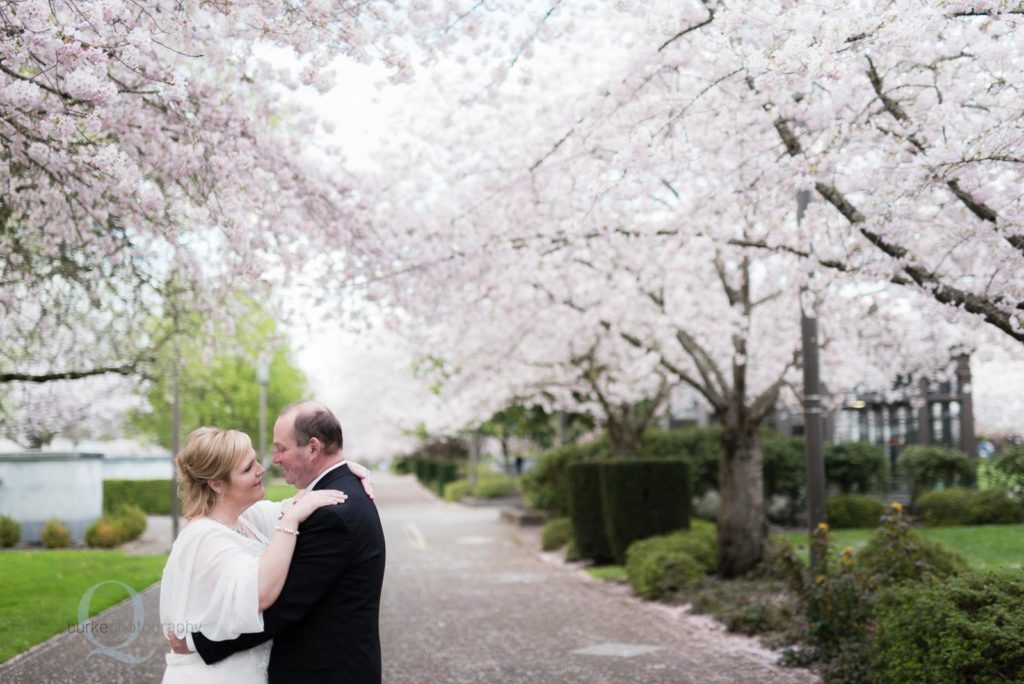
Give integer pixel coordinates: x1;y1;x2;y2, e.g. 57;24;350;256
308;437;321;456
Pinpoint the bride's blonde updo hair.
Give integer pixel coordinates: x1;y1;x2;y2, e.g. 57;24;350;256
176;427;253;518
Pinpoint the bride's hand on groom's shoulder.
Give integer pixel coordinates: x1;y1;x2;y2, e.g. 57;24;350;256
282;489;348;526
348;462;375;501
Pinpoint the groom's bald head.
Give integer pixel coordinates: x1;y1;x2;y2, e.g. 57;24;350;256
280;401;344;456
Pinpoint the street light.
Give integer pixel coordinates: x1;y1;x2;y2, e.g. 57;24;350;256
797;188;828;568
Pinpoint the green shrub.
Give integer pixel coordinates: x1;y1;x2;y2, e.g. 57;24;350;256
0;515;20;547
897;445;976;502
872;572;1024;684
624;521;717;600
85;519;124;548
567;461;613;563
472;473;517;499
522;440;607;516
435;460;458;496
825;442;888;493
541;517;572;551
969;487;1023;524
113;504;147;541
637;427;721;495
915;488;1023;526
601;459;691;563
392;457;413;474
914;488;974;526
856;504;967;585
103;479;173;514
40;519;71;548
761;432;805;498
443;479;471;502
826;494;885;529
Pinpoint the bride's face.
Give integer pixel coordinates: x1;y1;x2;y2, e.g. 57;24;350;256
221;447;266;507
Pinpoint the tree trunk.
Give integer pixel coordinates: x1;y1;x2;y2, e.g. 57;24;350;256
717;422;765;577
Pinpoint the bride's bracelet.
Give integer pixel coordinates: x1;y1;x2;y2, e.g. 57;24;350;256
274;525;299;536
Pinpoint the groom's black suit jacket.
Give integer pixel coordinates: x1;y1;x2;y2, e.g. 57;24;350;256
192;464;386;684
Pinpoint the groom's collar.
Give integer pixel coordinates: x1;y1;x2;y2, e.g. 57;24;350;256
304;459;347;492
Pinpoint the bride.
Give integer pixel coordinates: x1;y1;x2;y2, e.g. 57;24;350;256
159;426;372;683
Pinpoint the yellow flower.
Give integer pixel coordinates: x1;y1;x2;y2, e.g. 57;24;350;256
817;522;829;533
815;575;826;585
891;502;903;513
841;546;855;565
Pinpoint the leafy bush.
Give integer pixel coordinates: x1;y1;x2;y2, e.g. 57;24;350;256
969;487;1023;524
915;488;1023;526
103;479;173;514
472;473;517;499
856;504;967;585
601;459;691;563
114;504;147;540
443;479;471;502
913;488;973;526
391;457;413;474
522;440;607;516
40;519;71;548
541;517;572;551
825;442;887;493
567;462;613;563
434;460;458;496
0;515;20;547
637;427;721;495
761;431;806;525
897;445;975;502
85;505;147;548
826;494;885;529
692;490;720;522
872;573;1024;684
85;519;124;548
624;521;718;600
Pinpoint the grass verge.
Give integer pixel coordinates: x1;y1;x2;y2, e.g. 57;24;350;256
586;565;628;582
0;550;167;663
782;523;1024;569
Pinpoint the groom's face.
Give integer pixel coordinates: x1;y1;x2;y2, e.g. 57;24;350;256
273;412;316;488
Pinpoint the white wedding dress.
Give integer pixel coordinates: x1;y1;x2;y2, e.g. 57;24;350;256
160;500;283;684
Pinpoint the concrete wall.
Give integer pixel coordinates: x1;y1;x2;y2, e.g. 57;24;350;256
102;457;173;481
0;453;104;542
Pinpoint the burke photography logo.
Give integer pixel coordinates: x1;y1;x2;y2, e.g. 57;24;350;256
69;580;155;664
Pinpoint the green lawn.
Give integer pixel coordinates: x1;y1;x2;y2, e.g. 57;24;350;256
0;550;167;663
782;524;1024;570
586;565;628;582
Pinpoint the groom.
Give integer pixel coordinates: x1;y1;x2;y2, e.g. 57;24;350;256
173;401;386;683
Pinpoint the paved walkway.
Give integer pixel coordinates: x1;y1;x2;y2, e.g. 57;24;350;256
0;474;819;683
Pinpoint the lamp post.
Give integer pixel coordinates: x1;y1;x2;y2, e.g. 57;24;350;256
797;188;828;568
257;353;271;465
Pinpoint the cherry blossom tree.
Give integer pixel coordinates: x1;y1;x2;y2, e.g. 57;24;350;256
345;0;1016;574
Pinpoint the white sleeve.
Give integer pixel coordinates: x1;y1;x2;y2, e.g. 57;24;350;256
241;499;284;538
160;524;264;642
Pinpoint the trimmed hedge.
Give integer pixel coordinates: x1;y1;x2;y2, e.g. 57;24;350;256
601;460;691;564
898;445;976;502
0;515;20;547
915;487;1023;526
522;441;607;515
540;517;572;551
435;461;458;496
624;520;717;600
825;442;888;493
826;494;885;529
103;479;173;514
567;462;613;563
637;428;721;496
872;573;1024;683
